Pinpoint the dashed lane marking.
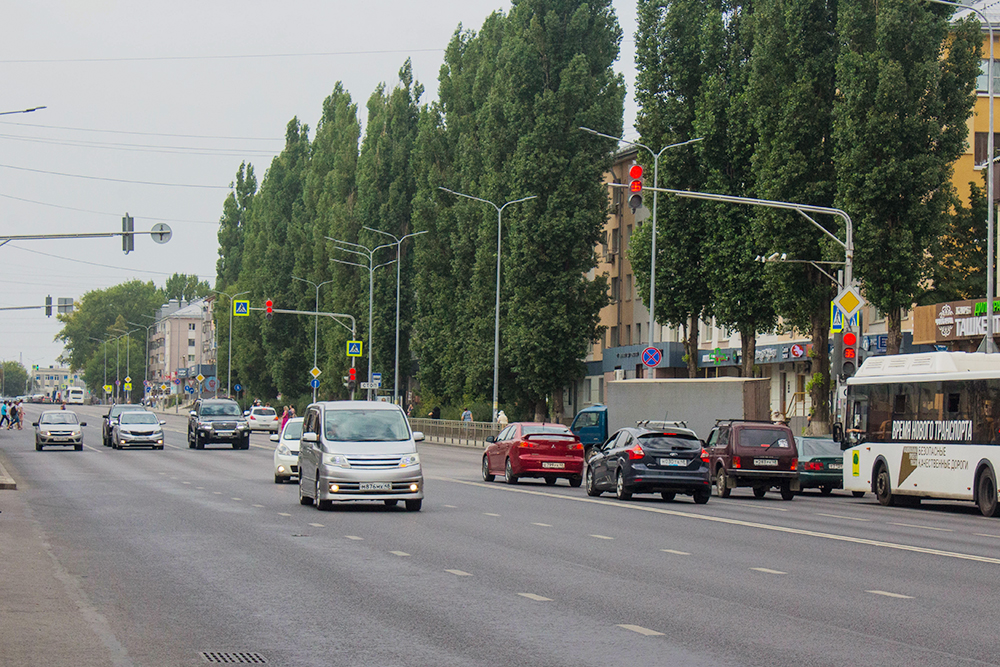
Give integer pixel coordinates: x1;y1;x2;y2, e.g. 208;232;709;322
196;486;204;490
532;522;552;527
751;567;787;575
484;513;500;517
182;482;191;485
975;533;1000;539
345;535;363;540
390;551;410;557
443;505;457;508
868;590;913;599
432;476;1000;565
213;492;222;495
661;549;690;556
518;593;552;602
815;513;871;522
617;624;663;636
308;523;324;528
277;513;291;517
231;497;242;501
890;522;953;533
590;534;614;540
445;569;472;577
253;504;265;508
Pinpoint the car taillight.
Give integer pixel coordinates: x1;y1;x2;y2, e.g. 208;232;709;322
732;456;741;469
570;443;584;450
626;443;645;459
520;440;542;448
791;457;800;470
701;448;709;464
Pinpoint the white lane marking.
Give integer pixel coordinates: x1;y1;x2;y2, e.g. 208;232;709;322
196;486;204;490
590;534;614;540
617;624;664;637
158;472;168;475
751;567;787;575
868;590;913;599
390;551;410;557
82;444;103;452
277;512;291;517
213;492;222;495
164;443;185;450
444;504;457;508
433;476;1000;565
445;569;472;576
889;522;953;533
182;482;191;485
661;549;690;556
816;512;871;522
518;593;552;602
345;535;363;540
170;477;178;480
308;523;324;528
532;522;552;527
231;497;242;501
253;504;265;508
484;512;500;517
975;533;1000;539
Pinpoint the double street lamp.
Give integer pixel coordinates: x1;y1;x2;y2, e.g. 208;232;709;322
291;277;335;403
438;187;537;421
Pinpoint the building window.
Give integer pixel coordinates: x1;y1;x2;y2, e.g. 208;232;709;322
610;326;619;348
626;325;632;345
188;355;195;362
625;225;632;254
188;323;195;331
626;275;633;301
188;339;196;347
611;277;620;302
978;60;1000;93
636;323;642;345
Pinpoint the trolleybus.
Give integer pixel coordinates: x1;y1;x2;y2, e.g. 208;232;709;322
65;387;85;405
841;351;1000;517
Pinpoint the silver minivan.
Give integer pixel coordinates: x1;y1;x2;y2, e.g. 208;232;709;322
298;401;424;511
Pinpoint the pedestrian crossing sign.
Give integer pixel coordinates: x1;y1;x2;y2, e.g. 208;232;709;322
347;341;363;357
233;300;250;317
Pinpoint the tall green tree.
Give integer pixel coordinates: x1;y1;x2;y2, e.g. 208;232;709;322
163;273;211;301
919;177;988;305
834;0;980;353
216;162;257;291
1;361;28;397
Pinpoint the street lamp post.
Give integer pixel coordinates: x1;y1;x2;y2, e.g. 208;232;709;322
128;320;158;402
291;277;335;403
579;127;702;360
111;329;128;403
438;188;537;421
362;227;429;406
209;290;251;396
326;237;397;400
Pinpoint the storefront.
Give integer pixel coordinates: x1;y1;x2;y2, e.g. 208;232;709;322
913;298;1000;351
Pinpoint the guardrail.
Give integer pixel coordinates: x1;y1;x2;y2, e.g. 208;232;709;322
409;418;502;448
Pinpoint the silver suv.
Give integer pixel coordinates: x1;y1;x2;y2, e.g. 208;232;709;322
298;401;424;511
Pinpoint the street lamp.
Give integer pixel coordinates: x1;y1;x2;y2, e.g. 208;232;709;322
756;253;846;289
362;227;429;406
579;126;702;357
209;289;251;396
438;187;537;421
326;236;397;400
110;329;128;403
930;0;996;352
291;277;335;403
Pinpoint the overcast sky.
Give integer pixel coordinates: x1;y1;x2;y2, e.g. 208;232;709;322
0;0;640;376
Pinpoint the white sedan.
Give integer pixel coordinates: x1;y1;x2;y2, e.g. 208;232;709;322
272;417;303;483
246;406;279;432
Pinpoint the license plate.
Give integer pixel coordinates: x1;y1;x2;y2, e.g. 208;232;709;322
754;458;778;467
659;458;688;467
359;482;392;491
828;463;843;470
216;431;233;437
541;462;565;469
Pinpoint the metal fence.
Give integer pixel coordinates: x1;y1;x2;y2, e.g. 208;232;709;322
409;418;502;449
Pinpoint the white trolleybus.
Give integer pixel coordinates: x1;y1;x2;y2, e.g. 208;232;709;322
65;387;85;405
842;351;1000;517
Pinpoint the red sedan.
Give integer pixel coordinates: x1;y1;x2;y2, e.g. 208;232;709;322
483;422;585;487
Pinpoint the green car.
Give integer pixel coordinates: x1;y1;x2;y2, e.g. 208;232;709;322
795;437;845;495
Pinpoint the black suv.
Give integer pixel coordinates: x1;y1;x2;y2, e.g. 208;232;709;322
706;420;800;500
187;398;250;449
102;404;147;447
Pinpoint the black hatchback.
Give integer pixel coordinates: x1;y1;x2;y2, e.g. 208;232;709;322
586;426;711;503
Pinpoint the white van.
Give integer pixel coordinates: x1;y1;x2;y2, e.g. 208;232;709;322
297;401;424;511
66;387;85;405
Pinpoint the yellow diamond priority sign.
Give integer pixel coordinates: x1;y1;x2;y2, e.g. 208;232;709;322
310;366;322;379
834;285;865;320
196;374;205;383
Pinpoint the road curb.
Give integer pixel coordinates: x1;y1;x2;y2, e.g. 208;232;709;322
0;456;17;490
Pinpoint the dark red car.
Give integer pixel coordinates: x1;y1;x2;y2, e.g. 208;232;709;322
483;422;585;487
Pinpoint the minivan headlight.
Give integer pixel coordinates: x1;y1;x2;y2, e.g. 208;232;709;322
277;444;291;456
399;453;420;467
322;453;351;468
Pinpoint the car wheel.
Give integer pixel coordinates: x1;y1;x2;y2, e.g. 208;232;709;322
196;434;205;450
384;500;398;507
716;468;731;498
35;440;42;451
615;471;631;500
299;478;313;506
693;488;711;505
780;483;795;501
315;478;331;511
753;486;767;499
545;477;557;486
482;456;495;482
979;468;1000;517
187;431;194;449
852;491;866;498
585;466;601;497
405;499;422;512
820;486;833;496
660;492;676;502
504;458;518;485
875;462;895;506
242;436;251;450
568;475;582;488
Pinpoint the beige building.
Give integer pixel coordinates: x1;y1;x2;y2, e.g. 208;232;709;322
147;298;216;396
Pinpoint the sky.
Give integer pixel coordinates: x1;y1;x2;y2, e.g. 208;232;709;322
0;0;640;372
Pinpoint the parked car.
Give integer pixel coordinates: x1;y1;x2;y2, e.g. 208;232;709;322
271;417;303;483
246;406;279;432
586;425;711;503
111;411;165;450
34;410;86;451
483;422;585;486
298;401;424;511
102;404;147;446
706;420;800;500
796;436;848;495
187;398;250;449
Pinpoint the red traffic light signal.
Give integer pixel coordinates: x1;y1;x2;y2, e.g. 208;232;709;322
628;163;643;211
265;299;273;320
843;332;857;347
348;367;357;382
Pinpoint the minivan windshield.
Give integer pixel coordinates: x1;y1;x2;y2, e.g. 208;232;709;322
282;420;303;440
324;409;410;442
739;428;791;448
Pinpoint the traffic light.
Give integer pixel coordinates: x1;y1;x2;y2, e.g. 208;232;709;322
45;295;52;317
265;299;273;320
843;331;859;378
628;163;643;212
347;367;357;392
122;213;134;254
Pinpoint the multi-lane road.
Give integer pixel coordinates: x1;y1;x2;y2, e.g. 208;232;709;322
2;403;1000;666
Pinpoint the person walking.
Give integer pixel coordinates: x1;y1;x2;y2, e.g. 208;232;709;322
0;402;8;429
280;406;290;431
497;410;509;427
461;407;473;422
15;401;23;430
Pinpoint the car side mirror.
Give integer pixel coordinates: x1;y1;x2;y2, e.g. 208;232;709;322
269;434;279;442
833;422;847;449
31;422;38;427
189;411;197;417
243;411;250;416
159;420;166;425
80;422;87;427
485;436;495;443
301;432;318;443
413;431;424;442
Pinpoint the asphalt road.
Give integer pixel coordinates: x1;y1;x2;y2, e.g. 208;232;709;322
3;403;1000;666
